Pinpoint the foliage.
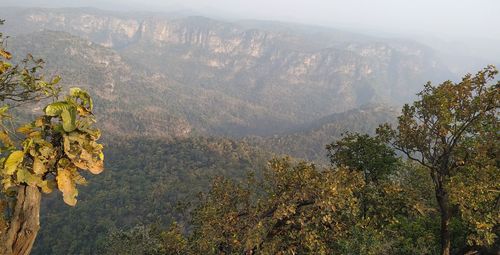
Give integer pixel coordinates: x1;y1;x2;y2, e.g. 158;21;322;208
2;12;497;255
100;225;165;255
377;65;500;252
0;88;103;206
32;136;270;254
185;157;365;254
246;105;397;163
160;223;189;255
0;20;104;255
104;155;444;255
1;20;102;207
327;133;440;254
326;131;398;183
0;19;59;104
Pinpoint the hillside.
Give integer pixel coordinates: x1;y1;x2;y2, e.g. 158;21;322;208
245;104;398;163
33;136;272;254
1;7;451;136
0;5;497;255
30;104;397;254
9;30;289;137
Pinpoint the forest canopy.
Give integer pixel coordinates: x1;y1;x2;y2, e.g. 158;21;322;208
99;67;499;255
0;13;498;255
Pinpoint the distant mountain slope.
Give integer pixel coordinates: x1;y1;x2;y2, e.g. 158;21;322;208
1;7;451;136
9;30;291;137
8;30;193;138
245;104;398;163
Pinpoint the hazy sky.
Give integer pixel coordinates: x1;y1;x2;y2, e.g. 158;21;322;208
1;0;499;41
160;0;499;39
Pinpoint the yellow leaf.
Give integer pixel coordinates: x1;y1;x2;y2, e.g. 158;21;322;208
0;49;12;60
0;131;13;147
17;124;34;135
40;179;56;194
88;159;104;174
33;157;46;175
3;151;24;175
57;168;78;206
34;117;45;127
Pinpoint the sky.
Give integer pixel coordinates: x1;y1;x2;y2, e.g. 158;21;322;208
2;0;500;64
1;0;498;40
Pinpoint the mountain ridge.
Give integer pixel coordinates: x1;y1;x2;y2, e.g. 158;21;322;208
1;7;451;137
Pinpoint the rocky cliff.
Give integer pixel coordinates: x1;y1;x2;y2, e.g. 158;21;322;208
0;7;452;136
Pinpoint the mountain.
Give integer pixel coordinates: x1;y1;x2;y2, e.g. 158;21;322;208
0;6;466;255
1;7;451;136
245;104;398;163
9;30;286;138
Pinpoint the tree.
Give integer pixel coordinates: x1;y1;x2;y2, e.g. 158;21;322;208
377;66;499;255
326;132;398;184
327;133;440;254
326;132;399;228
189;158;364;255
0;20;104;255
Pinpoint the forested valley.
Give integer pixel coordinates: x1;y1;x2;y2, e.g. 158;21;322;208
0;6;498;255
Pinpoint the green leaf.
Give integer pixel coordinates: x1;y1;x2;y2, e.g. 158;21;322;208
61;107;77;132
51;76;61;84
3;150;24;175
70;87;93;111
45;102;72;117
16;167;42;187
0;105;9;115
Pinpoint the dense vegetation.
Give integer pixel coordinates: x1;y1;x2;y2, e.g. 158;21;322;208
29;67;499;255
33;137;272;254
96;67;499;255
0;10;498;255
245;104;397;163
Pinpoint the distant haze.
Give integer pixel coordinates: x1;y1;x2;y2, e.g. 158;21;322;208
1;0;499;68
1;0;498;38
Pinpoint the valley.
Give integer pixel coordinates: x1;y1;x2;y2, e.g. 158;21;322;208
0;6;497;255
1;7;451;138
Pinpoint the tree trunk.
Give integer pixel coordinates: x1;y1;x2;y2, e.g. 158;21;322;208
0;185;41;255
436;185;451;255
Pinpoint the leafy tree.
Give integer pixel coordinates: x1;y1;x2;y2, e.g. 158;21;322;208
326;132;398;225
0;20;104;255
31;136;269;254
327;133;440;254
377;66;500;255
326;132;398;184
188;157;364;254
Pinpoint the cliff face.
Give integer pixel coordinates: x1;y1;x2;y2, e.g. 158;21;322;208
0;7;451;136
8;30;193;139
132;19;447;120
